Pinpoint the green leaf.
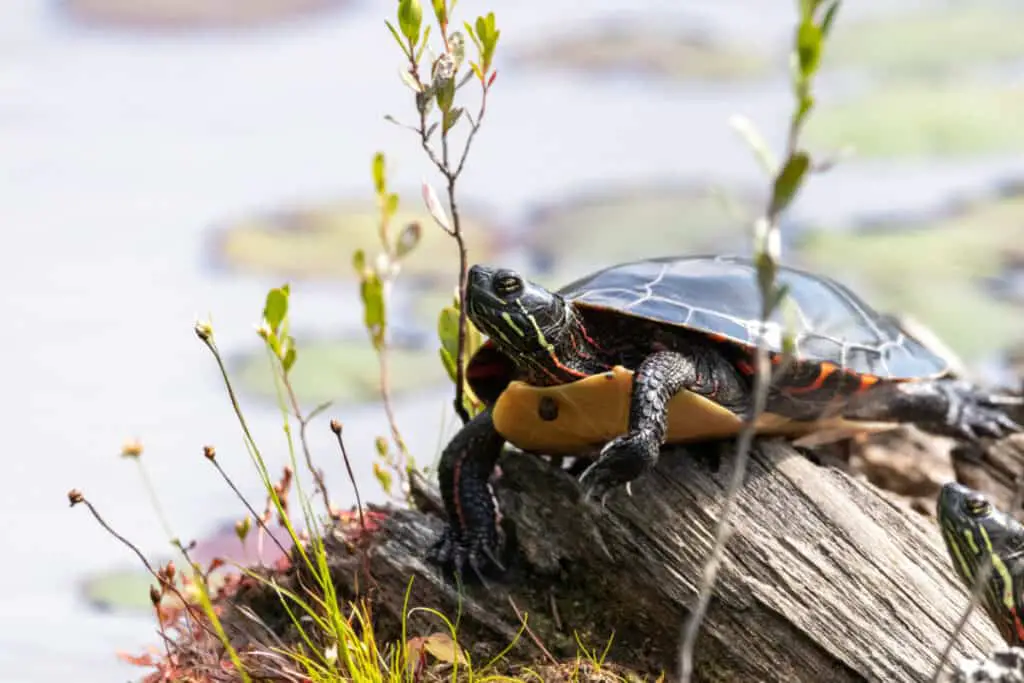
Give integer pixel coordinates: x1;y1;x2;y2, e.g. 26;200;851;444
360;274;386;349
397;0;422;44
768;152;810;217
820;0;840;38
263;286;289;334
754;250;777;305
282;347;297;373
464;20;483;54
475;13;499;71
384;20;409;57
395;222;422;259
439;346;458;384
796;20;822;78
421;181;452;232
437;305;460;359
373;461;393;496
372;152;386;196
435;76;455;113
431;0;447;26
385;192;400;219
353;249;367;274
728;114;777;176
415;25;432;63
443;106;463;133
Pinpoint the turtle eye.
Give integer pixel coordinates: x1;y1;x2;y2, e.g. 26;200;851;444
965;491;991;517
494;272;523;297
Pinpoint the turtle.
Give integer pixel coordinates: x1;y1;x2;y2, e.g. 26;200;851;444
430;254;1023;577
937;481;1024;646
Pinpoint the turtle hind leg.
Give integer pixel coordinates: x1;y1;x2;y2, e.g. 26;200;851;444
842;378;1023;442
577;347;748;502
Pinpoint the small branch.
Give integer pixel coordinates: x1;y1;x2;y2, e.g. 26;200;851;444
377;334;410;458
446;85;490;426
929;558;996;682
67;491;220;642
331;420;366;531
281;376;334;517
204;448;292;561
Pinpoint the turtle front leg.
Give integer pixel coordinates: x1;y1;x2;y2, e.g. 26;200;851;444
428;409;507;581
842;378;1022;441
578;349;747;503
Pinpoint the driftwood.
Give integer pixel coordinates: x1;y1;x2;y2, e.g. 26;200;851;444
232;438;1010;682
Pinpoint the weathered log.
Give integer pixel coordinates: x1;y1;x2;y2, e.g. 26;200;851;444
233;438;1008;682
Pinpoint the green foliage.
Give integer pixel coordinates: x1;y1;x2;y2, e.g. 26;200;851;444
438;294;485;418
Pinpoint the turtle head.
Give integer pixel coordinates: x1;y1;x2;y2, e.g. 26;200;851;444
466;264;571;358
937;482;1024;644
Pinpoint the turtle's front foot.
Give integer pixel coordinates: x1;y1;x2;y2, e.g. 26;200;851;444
578;430;659;504
946;383;1023;441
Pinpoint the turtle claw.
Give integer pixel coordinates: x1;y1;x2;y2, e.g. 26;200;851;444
578;432;657;504
949;387;1024;443
427;524;503;585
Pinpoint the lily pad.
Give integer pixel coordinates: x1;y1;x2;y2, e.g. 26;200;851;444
229;333;445;406
512;20;771;81
81;568;158;613
826;5;1024;80
211;198;501;283
804;84;1024;158
794;190;1024;362
62;0;348;30
522;183;764;284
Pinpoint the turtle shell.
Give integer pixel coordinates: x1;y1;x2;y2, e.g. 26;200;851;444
556;254;948;380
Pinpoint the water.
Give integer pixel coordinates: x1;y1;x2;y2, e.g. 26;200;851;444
3;0;1023;680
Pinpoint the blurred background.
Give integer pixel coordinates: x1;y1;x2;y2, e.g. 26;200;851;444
4;0;1024;680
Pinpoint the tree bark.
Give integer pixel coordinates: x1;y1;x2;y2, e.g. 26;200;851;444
248;438;1008;682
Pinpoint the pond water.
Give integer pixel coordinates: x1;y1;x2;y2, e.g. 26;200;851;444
4;0;1024;680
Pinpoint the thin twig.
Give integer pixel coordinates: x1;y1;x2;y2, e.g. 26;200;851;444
507;596;558;666
376;332;410;457
401;27;493;426
331;420;366;531
205;451;292;560
929;557;995;682
678;347;770;680
67;492;221;641
282;377;334;516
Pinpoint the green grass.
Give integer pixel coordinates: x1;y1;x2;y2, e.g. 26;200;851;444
795;192;1024;360
513;20;771;81
825;4;1024;79
804;83;1024;158
230;336;444;405
212;199;500;282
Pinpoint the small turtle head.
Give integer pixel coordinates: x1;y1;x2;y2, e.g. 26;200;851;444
466;265;571;358
937;482;1024;644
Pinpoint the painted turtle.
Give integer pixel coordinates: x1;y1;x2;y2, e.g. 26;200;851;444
431;254;1022;577
937;482;1024;645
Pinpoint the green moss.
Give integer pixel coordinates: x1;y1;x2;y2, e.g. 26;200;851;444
795;192;1024;360
524;183;761;284
804;84;1024;158
513;21;770;81
230;335;444;405
212;199;499;282
826;5;1024;79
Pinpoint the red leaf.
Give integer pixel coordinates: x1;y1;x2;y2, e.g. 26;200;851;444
487;70;498;87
